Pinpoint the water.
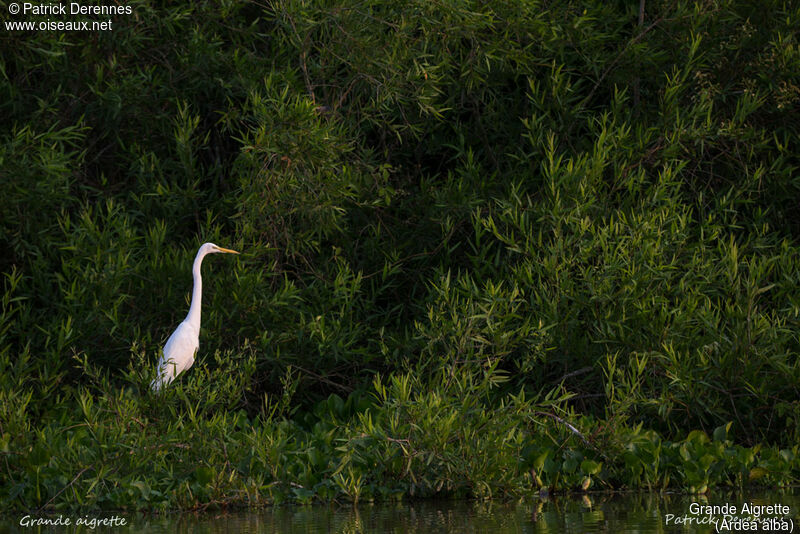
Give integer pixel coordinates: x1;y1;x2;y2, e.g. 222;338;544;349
3;490;798;533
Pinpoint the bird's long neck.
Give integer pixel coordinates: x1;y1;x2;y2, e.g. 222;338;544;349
185;249;206;328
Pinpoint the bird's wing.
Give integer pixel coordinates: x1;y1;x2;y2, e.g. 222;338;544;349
152;321;199;389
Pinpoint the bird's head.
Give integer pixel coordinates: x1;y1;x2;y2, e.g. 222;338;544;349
201;242;240;255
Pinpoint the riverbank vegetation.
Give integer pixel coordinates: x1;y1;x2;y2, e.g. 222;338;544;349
2;0;799;511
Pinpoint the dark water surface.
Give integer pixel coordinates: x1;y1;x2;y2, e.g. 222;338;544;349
3;490;797;533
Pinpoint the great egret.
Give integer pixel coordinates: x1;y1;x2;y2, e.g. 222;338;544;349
151;242;239;391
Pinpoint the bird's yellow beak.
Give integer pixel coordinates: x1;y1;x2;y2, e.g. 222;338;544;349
215;246;239;254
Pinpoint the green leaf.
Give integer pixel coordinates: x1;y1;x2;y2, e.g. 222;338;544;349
580;460;602;475
533;451;549;471
712;422;732;443
29;444;50;467
195;467;214;485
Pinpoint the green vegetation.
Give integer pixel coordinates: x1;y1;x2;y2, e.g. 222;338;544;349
2;0;799;511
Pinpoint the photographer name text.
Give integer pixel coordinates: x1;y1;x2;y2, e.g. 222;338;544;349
666;502;795;532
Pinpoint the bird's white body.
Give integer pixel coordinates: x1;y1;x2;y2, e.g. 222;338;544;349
151;242;238;391
156;320;199;384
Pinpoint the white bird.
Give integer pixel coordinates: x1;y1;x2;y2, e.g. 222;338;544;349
151;242;239;391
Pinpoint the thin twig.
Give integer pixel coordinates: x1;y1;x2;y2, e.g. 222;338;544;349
633;0;646;111
293;364;353;393
37;466;92;512
535;411;594;450
556;366;593;383
580;16;665;112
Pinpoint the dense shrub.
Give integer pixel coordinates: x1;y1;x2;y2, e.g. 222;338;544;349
1;0;799;510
